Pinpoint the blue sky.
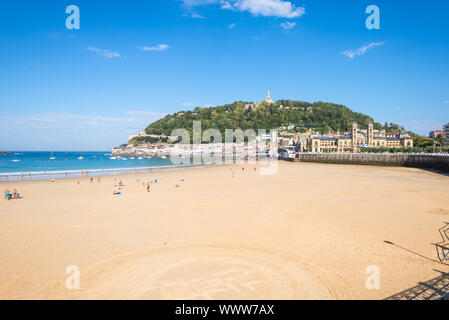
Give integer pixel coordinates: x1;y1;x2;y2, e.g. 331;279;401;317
0;0;448;151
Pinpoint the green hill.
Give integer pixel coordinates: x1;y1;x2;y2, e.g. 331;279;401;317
142;100;404;142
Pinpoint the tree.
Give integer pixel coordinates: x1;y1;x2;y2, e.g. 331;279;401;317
435;134;445;147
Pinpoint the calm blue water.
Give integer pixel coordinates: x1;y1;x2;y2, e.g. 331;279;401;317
0;151;183;181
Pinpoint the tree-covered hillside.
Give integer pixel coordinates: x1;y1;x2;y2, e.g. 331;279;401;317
144;100;404;140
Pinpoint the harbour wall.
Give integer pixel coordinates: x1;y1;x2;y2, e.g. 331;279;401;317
287;153;449;173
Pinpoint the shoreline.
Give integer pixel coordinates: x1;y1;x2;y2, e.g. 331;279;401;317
0;163;219;183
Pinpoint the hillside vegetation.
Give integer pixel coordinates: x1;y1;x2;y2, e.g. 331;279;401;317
146;100;402;136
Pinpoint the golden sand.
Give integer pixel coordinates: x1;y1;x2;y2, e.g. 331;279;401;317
0;161;448;299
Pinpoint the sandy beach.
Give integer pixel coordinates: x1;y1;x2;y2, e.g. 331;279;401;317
0;161;448;300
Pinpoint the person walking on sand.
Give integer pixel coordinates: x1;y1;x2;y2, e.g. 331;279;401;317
146;182;151;192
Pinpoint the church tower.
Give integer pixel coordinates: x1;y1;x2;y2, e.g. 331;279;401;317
265;90;274;104
367;123;374;147
352;123;358;151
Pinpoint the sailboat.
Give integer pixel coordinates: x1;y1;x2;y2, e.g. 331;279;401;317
49;152;56;160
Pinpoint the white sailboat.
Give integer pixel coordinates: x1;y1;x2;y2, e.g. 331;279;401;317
49;152;56;160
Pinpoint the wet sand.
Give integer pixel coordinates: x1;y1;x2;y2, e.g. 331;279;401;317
0;161;448;299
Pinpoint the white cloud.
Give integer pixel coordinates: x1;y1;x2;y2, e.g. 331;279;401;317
87;47;121;59
137;44;170;51
182;0;305;18
342;42;386;59
234;0;305;18
229;23;237;29
280;21;296;30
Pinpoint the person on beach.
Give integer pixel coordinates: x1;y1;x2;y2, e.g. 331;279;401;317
4;189;11;200
90;177;94;183
146;182;150;192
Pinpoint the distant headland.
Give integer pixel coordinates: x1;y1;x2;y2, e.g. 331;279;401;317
0;152;13;155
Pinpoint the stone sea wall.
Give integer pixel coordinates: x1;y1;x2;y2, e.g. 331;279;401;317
289;153;449;173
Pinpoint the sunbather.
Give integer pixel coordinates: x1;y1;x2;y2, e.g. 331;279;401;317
4;189;11;200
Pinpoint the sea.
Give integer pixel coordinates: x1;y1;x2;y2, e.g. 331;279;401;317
0;151;194;182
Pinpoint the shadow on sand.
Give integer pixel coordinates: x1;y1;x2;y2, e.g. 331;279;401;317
384;233;449;300
385;269;449;300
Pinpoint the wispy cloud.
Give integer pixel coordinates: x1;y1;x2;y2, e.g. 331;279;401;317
182;102;216;109
87;47;121;58
50;33;76;39
121;109;167;117
398;120;443;136
280;21;296;30
182;12;205;18
182;0;305;19
0;111;166;150
137;44;170;52
443;100;449;104
229;23;237;29
342;42;386;59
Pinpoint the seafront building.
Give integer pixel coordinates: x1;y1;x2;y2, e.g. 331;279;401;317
306;123;413;153
429;130;444;139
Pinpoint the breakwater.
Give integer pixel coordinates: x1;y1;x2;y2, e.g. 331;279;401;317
287;153;449;173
